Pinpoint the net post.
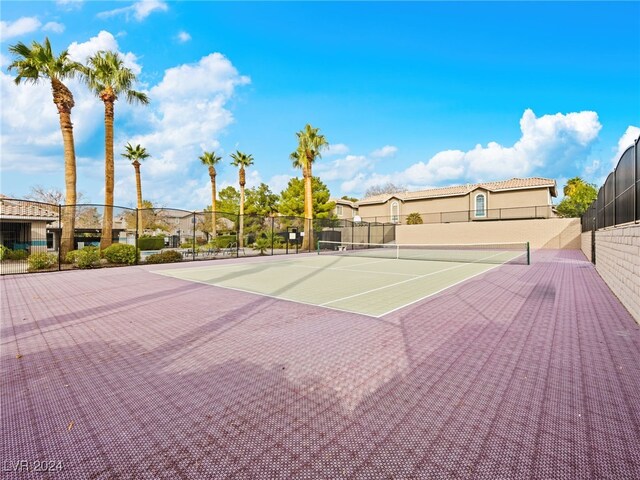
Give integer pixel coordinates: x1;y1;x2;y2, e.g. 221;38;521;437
526;242;530;265
317;240;320;255
396;244;399;260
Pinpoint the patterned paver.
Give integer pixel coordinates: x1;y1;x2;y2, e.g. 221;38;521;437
1;250;639;479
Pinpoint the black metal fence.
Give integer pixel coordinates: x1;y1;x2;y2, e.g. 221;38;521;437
0;198;397;275
360;204;554;225
581;135;640;232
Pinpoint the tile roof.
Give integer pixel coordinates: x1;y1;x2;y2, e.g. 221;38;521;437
358;177;557;204
0;197;58;219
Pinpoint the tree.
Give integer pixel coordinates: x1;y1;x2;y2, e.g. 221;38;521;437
341;195;358;202
406;212;423;225
76;206;102;229
26;186;85;205
279;177;335;219
230;151;254;248
122;200;170;233
245;183;279;217
8;38;83;259
290;124;329;250
199;151;223;238
364;182;406;198
557;177;598;217
82;50;149;250
121;143;150;236
215;186;241;233
217;186;241;216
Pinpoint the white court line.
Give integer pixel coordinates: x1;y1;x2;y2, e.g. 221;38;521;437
320;251;508;306
151;270;380;318
375;261;507;317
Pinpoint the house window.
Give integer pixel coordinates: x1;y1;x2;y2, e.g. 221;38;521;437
475;194;486;217
336;205;343;216
391;201;400;223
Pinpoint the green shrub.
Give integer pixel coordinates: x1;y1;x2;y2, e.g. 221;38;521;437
406;212;423;225
138;235;165;250
66;246;100;269
145;250;183;264
211;235;236;248
28;252;57;271
252;237;271;255
103;243;138;265
0;245;10;261
8;249;29;260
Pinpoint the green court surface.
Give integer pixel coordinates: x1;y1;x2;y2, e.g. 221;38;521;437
153;253;521;317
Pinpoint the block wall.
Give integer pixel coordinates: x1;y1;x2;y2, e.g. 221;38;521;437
594;223;640;324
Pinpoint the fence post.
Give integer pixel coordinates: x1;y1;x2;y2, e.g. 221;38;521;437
58;204;62;271
192;212;196;260
271;216;274;256
135;208;139;264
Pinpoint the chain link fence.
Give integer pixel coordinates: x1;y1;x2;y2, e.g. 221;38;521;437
1;199;398;275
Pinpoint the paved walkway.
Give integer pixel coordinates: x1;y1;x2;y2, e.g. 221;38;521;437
1;250;639;478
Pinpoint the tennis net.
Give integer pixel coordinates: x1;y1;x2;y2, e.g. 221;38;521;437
317;240;530;265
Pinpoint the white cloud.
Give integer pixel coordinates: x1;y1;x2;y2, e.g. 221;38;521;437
316;155;374;182
0;17;42;41
339;109;602;197
67;30;142;74
268;174;294;194
612;125;640;165
325;143;349;156
97;0;168;22
114;53;250;207
176;31;191;43
42;22;65;34
56;0;83;9
371;145;398;158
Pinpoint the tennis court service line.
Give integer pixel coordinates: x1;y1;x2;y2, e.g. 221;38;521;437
320;251;508;307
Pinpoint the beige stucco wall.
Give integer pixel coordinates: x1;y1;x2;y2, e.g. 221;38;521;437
581;231;592;262
358;187;554;222
396;218;581;249
593;224;640;324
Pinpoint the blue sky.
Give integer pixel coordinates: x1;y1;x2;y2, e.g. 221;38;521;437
1;1;639;209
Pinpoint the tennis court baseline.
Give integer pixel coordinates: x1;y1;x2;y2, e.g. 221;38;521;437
153;242;528;317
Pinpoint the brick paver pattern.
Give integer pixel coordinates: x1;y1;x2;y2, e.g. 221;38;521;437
1;250;639;479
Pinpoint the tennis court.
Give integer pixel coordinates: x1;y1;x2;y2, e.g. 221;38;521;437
154;241;530;317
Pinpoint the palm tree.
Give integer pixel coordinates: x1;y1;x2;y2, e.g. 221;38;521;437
121;143;150;237
82;51;149;250
199;151;223;239
8;38;83;259
229;151;254;248
290;124;328;250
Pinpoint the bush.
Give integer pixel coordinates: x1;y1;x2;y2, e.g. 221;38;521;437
0;245;10;261
406;212;423;225
103;243;138;265
138;235;165;250
145;250;183;264
7;249;29;260
66;246;100;269
252;237;271;255
211;235;236;248
28;252;57;271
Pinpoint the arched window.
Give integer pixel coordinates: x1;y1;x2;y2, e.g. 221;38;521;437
475;193;486;217
391;201;400;223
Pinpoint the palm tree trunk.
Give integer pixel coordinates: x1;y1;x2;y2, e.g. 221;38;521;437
134;161;143;237
59;112;76;260
209;167;217;238
239;185;245;249
302;163;313;250
100;97;115;250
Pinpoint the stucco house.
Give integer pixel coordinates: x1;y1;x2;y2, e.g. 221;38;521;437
332;177;558;224
0;196;58;252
